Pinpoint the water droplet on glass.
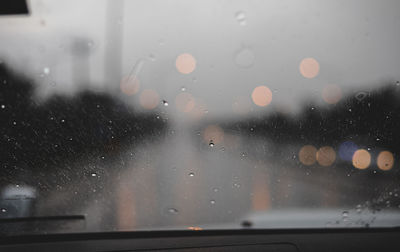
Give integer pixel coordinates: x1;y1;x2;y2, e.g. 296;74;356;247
148;53;156;61
210;200;216;205
396;81;399;86
234;47;255;68
235;11;247;26
1;208;6;213
233;182;241;188
213;188;219;192
355;92;367;101
43;67;50;75
356;204;362;213
241;220;253;228
91;173;97;177
181;86;186;92
162;100;169;106
167;208;178;214
1;105;5;109
209;141;214;147
220;147;225;152
189;172;195;177
342;210;349;219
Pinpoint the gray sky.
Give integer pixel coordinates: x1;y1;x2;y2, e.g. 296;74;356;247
1;0;400;119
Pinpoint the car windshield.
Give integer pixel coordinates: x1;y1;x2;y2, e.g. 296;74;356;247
1;0;400;235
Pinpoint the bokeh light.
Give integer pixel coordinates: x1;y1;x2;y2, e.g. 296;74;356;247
377;151;394;171
352;149;371;169
175;92;195;113
299;57;320;79
316;146;336;166
120;76;140;95
338;141;358;161
202;125;224;145
139;89;160;110
176;53;196;74
322;84;342;104
251;86;272;107
299;145;317;166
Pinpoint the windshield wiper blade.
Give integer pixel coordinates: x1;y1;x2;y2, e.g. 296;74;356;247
0;215;85;223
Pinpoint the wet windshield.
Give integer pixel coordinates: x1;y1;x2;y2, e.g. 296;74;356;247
0;0;400;235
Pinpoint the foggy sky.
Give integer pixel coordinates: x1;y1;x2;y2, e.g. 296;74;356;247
0;0;400;118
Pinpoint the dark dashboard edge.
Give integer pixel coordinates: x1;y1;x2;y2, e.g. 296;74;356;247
1;227;400;245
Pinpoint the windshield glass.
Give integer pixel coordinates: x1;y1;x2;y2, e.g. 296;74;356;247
1;0;400;235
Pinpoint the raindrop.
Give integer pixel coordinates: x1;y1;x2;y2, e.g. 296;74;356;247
91;173;97;177
181;86;186;92
189;172;195;177
233;182;241;188
1;105;5;109
356;204;362;213
241;220;253;228
1;208;6;213
148;53;156;61
209;141;215;147
167;208;178;214
235;11;247;26
61;119;65;123
234;47;255;68
210;200;216;205
342;210;349;219
162;100;169;106
396;81;400;86
355;92;367;101
43;67;50;75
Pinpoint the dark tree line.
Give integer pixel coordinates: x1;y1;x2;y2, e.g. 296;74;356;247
222;82;400;156
0;63;166;182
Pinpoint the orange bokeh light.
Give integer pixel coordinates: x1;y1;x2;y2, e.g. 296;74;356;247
187;226;203;231
377;151;394;171
202;125;224;145
352;149;371;169
120;76;140;95
139;89;160;110
299;145;317;166
175;92;196;113
176;53;196;74
316;146;336;166
251;86;272;107
322;84;342;104
299;57;320;79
